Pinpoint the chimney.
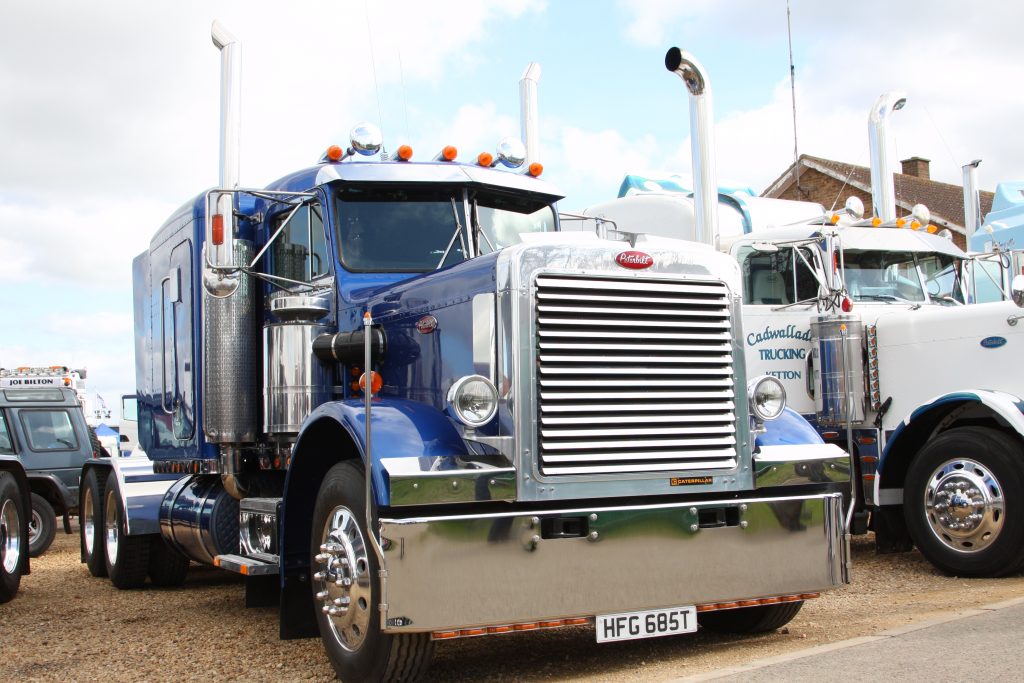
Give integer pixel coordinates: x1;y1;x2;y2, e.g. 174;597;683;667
900;156;930;179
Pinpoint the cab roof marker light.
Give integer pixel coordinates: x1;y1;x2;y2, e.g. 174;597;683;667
434;145;458;162
476;152;495;167
395;144;413;162
525;161;544;177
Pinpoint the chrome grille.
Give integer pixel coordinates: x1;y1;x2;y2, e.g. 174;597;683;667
535;274;737;475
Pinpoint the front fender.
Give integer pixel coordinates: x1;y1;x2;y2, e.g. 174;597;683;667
290;398;469;508
876;390;1024;504
755;407;825;447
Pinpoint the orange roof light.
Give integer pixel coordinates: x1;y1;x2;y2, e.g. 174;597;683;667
477;152;494;167
440;145;458;161
926;225;937;233
326;145;344;162
896;217;906;228
871;217;882;227
527;162;544;177
396;145;413;161
830;213;841;225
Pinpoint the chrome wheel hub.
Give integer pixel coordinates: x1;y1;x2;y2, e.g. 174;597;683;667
104;489;119;564
28;508;41;545
82;488;95;555
924;458;1003;553
314;505;372;651
1;497;21;574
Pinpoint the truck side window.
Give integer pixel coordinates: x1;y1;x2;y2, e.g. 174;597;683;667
20;410;77;451
0;412;13;454
738;246;819;305
271;201;328;282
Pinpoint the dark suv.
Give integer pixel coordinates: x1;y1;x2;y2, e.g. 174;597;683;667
0;387;95;556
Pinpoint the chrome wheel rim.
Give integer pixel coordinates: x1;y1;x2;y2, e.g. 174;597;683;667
1;497;21;574
28;508;41;546
82;486;95;556
924;458;1004;553
104;488;119;565
314;505;372;652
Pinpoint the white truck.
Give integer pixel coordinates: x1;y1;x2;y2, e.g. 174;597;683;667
579;88;1024;578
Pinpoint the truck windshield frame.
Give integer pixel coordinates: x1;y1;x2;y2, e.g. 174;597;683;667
333;184;555;273
842;249;964;304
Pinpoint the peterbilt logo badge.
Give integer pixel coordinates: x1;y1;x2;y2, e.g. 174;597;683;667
415;315;438;334
615;250;654;269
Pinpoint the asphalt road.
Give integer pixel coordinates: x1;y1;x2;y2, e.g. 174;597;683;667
676;597;1024;681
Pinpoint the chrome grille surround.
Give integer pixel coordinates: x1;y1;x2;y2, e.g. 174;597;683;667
535;273;738;475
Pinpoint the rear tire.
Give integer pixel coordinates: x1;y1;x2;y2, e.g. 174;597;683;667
28;493;56;558
0;472;26;603
312;460;434;682
103;477;150;588
148;536;190;587
698;601;803;633
80;468;108;577
904;426;1024;578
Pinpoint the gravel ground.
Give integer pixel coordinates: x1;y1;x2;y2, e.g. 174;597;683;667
2;524;1023;682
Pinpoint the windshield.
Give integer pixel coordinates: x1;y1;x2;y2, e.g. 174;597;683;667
334;185;555;272
843;250;963;304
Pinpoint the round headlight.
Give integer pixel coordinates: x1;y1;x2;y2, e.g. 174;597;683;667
447;375;498;427
748;376;786;421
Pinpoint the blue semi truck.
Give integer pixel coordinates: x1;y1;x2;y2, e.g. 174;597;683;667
77;25;851;682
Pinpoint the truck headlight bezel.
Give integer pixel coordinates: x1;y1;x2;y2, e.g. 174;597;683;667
447;375;499;427
748;375;787;422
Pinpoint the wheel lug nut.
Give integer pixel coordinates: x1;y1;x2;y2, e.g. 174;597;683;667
335;577;352;587
313;571;326;581
316;590;329;600
334;597;350;607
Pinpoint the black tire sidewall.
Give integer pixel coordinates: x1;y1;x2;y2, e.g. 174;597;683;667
904;427;1024;577
0;472;24;602
81;468;107;577
28;492;56;557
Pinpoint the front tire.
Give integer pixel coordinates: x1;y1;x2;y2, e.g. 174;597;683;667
698;601;803;633
0;472;26;603
28;493;56;557
103;477;150;588
311;460;433;682
904;426;1024;578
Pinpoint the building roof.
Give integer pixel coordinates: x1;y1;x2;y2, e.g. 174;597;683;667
762;154;994;236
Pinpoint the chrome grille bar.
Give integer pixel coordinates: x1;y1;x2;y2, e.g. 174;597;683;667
536;274;737;475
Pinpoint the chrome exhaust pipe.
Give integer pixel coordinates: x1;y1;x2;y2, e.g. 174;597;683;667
665;48;719;250
867;92;907;223
962;159;982;239
205;20;242;296
519;62;541;167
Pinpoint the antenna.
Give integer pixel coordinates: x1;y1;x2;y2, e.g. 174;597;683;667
363;0;385;148
786;1;801;198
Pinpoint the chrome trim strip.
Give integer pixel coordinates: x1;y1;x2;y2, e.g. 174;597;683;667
378;493;846;632
383;456;517;507
753;444;850;488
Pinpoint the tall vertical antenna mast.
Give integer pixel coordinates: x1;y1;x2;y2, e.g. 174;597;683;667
787;1;801;198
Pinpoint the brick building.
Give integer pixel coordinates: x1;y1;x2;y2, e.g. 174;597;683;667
762;154;993;250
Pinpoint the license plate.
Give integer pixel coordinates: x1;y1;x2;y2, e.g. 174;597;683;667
595;605;697;643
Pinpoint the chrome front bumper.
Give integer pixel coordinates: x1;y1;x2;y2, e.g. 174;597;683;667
378;492;847;632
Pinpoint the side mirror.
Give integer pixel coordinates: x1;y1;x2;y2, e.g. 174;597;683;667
1011;274;1024;308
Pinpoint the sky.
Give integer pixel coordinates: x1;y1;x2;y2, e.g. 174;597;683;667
2;0;1023;420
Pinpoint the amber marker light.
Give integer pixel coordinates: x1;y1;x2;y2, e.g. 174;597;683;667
527;162;544;177
440;145;457;161
871;217;882;227
926;225;937;233
477;152;494;167
359;371;383;395
396;145;413;161
830;213;841;225
896;217;906;228
212;214;225;245
326;145;344;162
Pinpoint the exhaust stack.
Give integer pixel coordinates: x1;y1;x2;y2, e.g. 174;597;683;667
665;48;719;250
962;159;982;239
519;62;541;167
867;92;907;223
205;20;242;297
